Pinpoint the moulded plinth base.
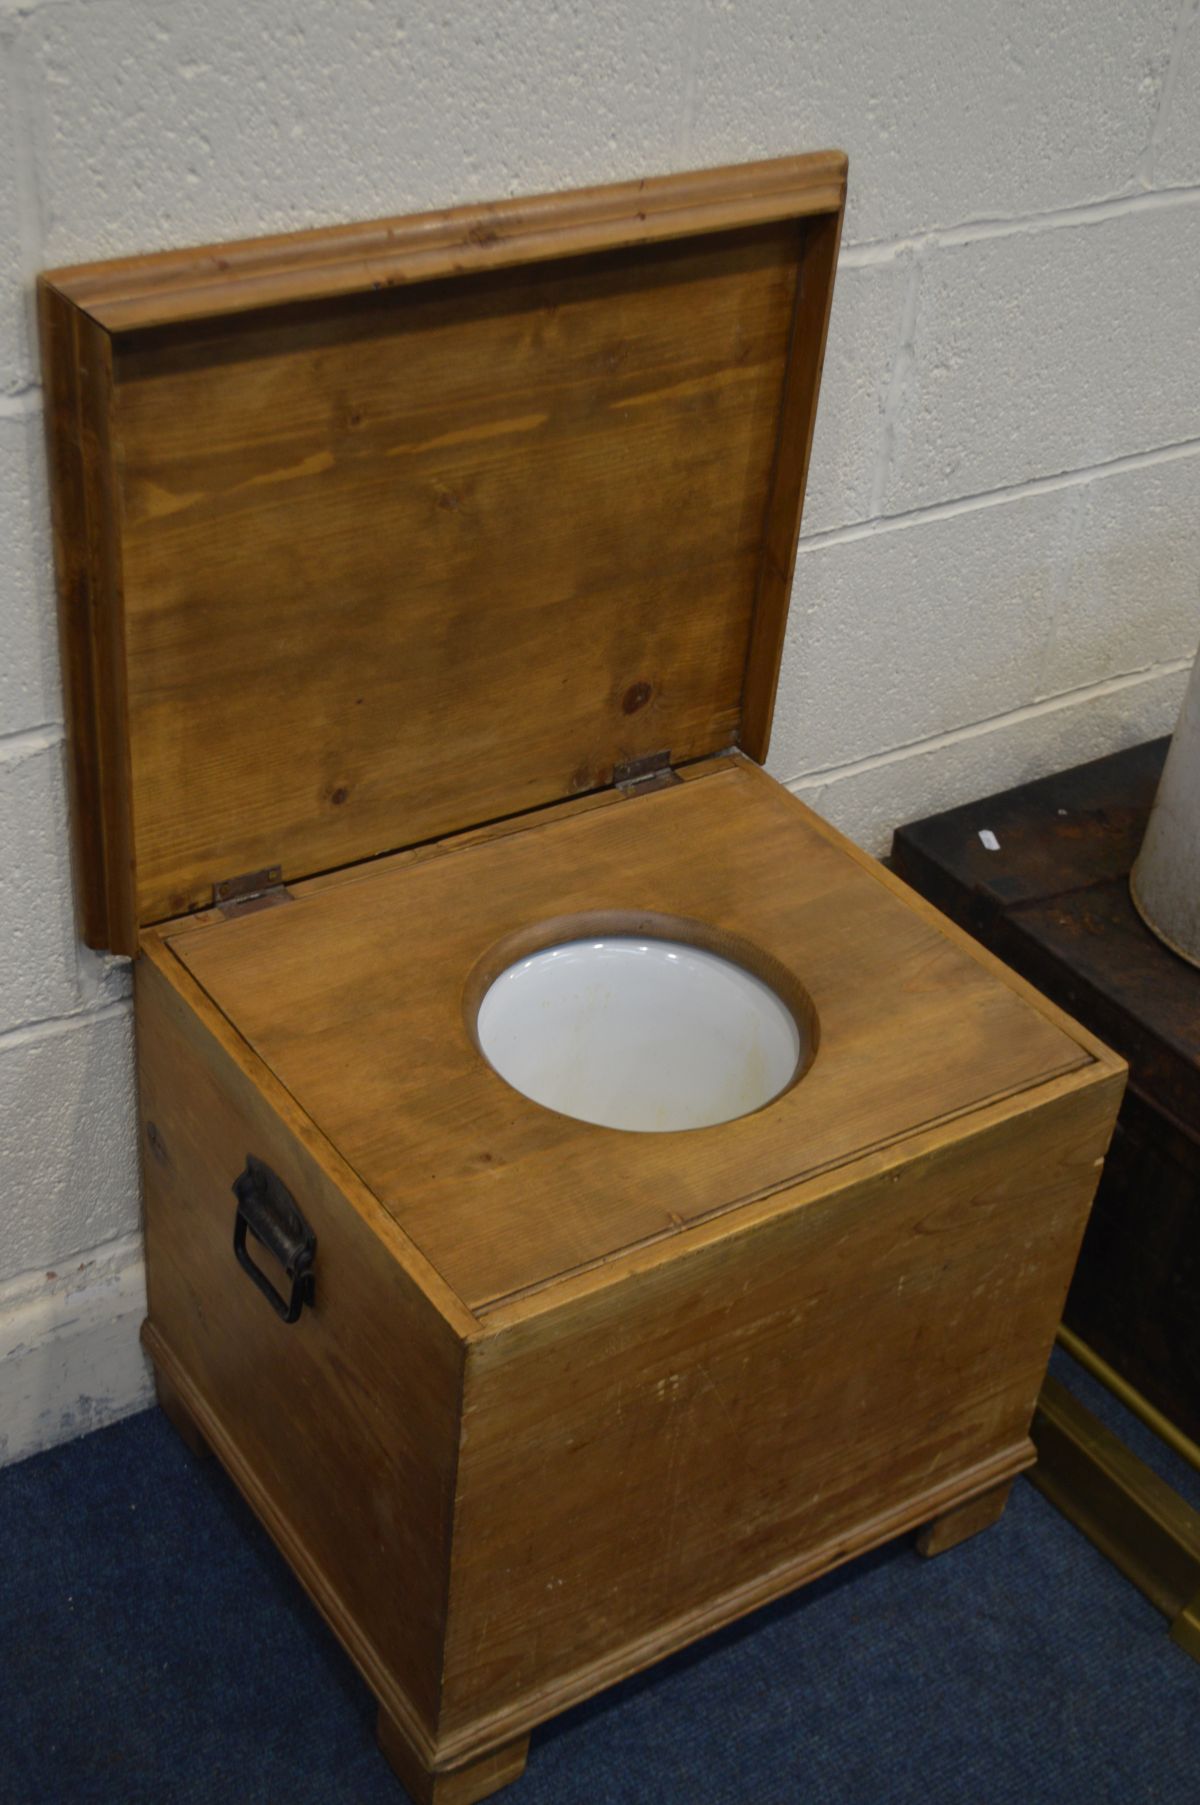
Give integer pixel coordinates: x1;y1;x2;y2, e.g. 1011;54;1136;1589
377;1710;529;1805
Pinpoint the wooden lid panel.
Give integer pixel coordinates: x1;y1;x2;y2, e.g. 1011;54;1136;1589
40;156;847;951
116;231;795;925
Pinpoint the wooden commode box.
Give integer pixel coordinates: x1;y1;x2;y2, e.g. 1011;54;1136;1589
40;153;1125;1804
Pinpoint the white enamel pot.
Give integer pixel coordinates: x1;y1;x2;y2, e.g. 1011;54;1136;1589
1131;645;1200;968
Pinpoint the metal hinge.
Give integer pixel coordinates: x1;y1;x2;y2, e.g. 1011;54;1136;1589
613;750;680;796
212;865;293;920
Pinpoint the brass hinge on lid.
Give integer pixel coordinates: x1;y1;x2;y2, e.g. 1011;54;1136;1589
613;750;681;796
212;865;293;920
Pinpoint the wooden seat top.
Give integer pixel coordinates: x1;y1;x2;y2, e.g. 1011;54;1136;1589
165;757;1093;1313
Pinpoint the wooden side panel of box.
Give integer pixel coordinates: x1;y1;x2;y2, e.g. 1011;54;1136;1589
38;283;135;953
135;940;468;1758
437;1064;1123;1753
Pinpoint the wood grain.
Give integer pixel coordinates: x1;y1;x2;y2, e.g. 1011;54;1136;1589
168;757;1093;1311
434;1069;1120;1742
39;156;846;952
45;152;847;331
741;203;844;757
891;738;1200;1442
138;896;1122;1775
112;230;797;928
38;284;135;949
55;149;1131;1801
152;1364;211;1461
915;1479;1013;1557
135;756;1125;1788
136;938;470;1748
377;1711;528;1805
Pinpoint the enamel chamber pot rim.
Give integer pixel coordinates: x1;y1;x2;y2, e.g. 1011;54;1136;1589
467;912;819;1134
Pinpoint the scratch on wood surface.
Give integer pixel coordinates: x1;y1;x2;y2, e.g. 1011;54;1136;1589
696;1361;739;1437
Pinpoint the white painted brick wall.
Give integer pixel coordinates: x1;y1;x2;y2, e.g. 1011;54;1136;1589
880;200;1200;516
29;0;694;260
0;0;1197;1463
776;487;1078;776
1040;449;1200;693
689;0;1181;243
0;1009;138;1276
0;737;83;1025
0;414;58;731
790;664;1192;854
774;447;1200;785
1155;2;1200;186
0;49;35;395
801;258;911;535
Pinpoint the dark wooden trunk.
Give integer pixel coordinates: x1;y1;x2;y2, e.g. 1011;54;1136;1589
892;739;1200;1440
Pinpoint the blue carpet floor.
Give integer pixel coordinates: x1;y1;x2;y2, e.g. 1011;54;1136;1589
2;1350;1197;1805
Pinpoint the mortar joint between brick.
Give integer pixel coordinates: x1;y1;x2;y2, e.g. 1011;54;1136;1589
783;656;1195;792
799;434;1200;554
840;180;1200;270
1032;481;1091;706
0;719;63;759
675;0;703;166
868;252;922;520
0;386;40;417
0;995;131;1057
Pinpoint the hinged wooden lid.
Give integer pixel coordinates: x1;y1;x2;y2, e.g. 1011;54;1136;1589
40;152;846;954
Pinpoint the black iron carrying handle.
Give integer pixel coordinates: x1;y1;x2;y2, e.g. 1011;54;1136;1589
232;1155;316;1324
